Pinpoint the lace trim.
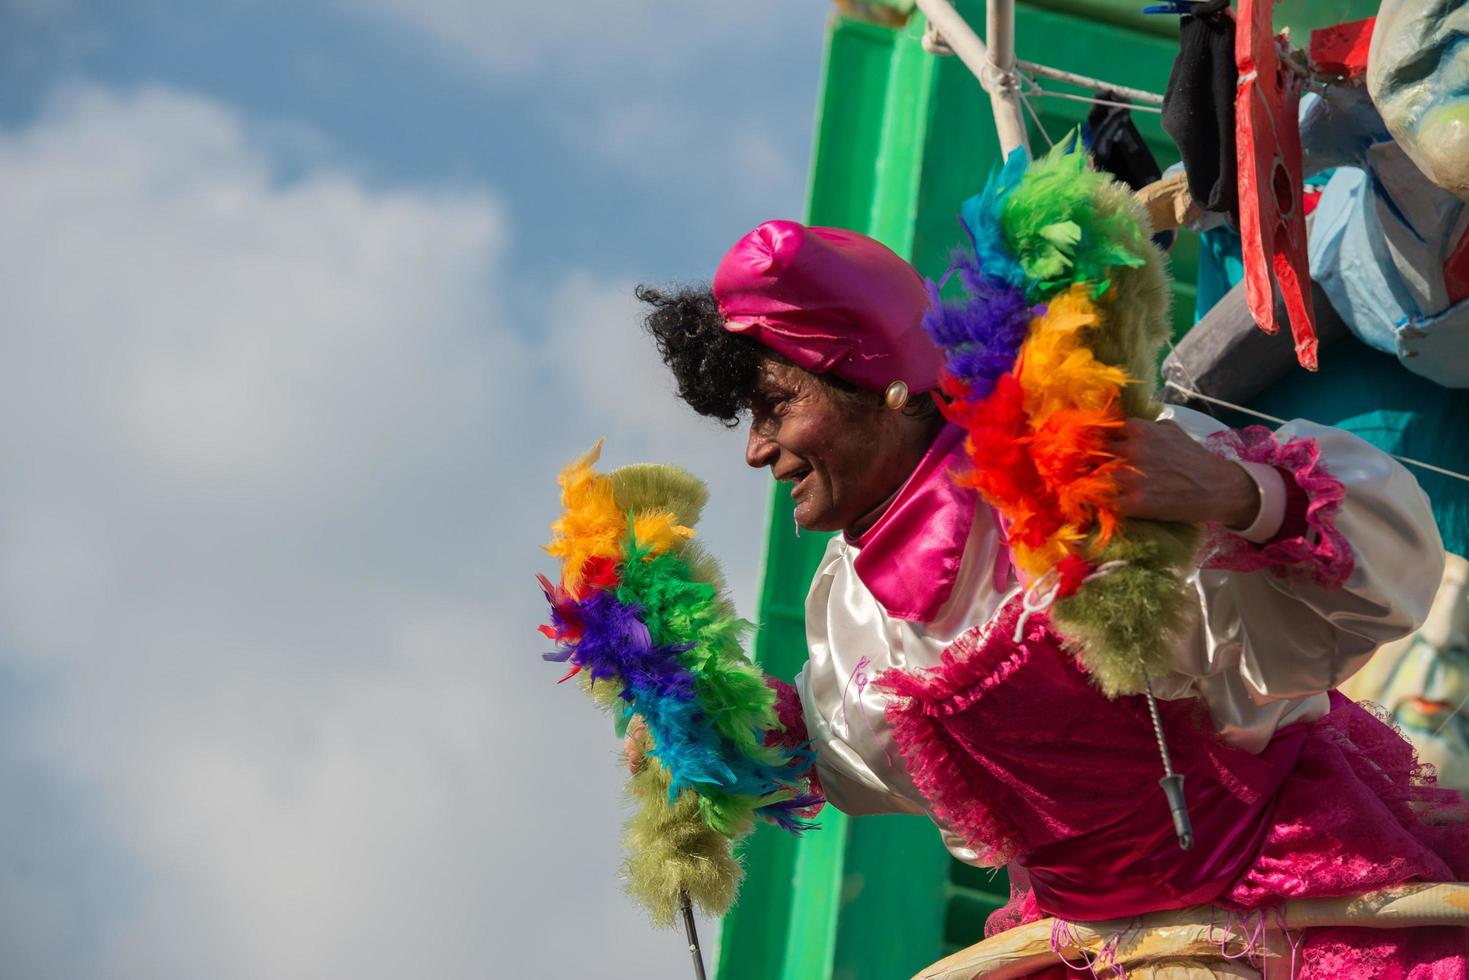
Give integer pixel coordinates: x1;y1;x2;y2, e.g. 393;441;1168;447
1202;427;1354;589
876;599;1040;865
764;677;825;812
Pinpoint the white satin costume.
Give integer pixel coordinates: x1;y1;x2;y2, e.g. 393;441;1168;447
793;405;1445;865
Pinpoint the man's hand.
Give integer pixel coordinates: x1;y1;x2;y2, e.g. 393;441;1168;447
1109;418;1260;529
624;715;649;775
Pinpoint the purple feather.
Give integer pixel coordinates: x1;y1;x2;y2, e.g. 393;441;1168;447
756;794;825;833
571;590;700;703
922;265;1033;400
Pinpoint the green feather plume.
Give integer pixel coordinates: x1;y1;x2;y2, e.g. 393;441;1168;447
1002;140;1200;696
1000;144;1148;302
1052;522;1202;698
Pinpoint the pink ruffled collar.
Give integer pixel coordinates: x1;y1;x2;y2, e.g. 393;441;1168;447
848;423;980;622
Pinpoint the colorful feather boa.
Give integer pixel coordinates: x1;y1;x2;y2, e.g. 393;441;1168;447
925;142;1200;697
539;444;821;925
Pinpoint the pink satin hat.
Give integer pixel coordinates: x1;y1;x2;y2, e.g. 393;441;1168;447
712;220;942;393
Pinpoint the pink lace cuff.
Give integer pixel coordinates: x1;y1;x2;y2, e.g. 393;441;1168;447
1202;426;1354;589
764;677;824;807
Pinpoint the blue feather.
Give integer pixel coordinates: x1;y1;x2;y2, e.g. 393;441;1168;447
959;147;1029;288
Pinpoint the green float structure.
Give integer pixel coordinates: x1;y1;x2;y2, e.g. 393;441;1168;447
718;2;1380;977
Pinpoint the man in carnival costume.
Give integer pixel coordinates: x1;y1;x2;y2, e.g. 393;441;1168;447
637;151;1469;974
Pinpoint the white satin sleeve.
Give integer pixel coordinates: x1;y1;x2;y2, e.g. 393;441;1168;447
796;518;1009;817
1154;406;1446;751
789;407;1442;834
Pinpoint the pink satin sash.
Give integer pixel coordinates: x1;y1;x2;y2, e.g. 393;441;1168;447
850;424;978;622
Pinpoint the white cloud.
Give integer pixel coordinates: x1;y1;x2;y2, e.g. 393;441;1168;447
554;97;801;210
338;1;818;215
0;83;770;979
344;0;796;76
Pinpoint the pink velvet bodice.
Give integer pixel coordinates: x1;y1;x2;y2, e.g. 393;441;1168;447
879;597;1469;928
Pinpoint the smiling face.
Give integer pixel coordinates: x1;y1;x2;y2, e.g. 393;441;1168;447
743;359;936;533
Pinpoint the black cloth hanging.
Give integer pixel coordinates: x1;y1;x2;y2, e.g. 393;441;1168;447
1086;95;1163;192
1086;96;1174;248
1161;0;1238;216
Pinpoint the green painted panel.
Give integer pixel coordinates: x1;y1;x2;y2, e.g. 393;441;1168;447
1020;0;1181;38
831;814;953;980
714;486;840;980
779;807;850;980
804;17;904;234
718;14;902;979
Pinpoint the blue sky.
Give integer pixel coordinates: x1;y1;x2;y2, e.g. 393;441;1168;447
0;1;829;976
2;0;827;328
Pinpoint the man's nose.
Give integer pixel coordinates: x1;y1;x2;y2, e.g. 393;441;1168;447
746;423;777;469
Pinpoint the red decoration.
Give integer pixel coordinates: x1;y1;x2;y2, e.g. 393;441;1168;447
1236;0;1319;370
1445;225;1469;306
1309;17;1375;81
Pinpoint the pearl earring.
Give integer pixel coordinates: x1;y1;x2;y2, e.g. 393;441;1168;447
884;380;909;411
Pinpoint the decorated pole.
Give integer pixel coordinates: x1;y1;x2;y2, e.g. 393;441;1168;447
536;446;822;974
677;890;708;980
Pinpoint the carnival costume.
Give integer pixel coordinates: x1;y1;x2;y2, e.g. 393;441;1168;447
710;149;1469;975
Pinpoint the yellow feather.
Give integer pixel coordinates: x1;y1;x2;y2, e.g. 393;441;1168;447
631;512;696;557
1017;286;1130;421
545;441;627;594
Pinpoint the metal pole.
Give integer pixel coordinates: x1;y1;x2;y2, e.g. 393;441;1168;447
913;0;1029;158
1015;59;1165;106
1145;683;1194;851
678;890;708;980
985;0;1028;157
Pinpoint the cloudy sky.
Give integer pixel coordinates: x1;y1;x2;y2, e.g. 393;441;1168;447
0;2;828;977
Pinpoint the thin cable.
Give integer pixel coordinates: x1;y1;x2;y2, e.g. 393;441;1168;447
678;891;708;980
1434;687;1469;736
1163;335;1217;422
1014;58;1165;105
1027;86;1164;114
1164;379;1290;425
1163;380;1469;485
1020;91;1055;148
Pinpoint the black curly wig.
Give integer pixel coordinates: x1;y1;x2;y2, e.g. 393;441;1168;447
637;282;939;427
636;283;764;427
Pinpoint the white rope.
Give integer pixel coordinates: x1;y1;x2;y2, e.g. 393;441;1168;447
1012;561;1128;642
1163;379;1469;485
912;0;1028;155
1165;378;1291;426
1013;569;1062;642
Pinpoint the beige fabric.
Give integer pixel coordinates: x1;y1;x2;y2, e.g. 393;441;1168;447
1136;171;1201;233
914;883;1469;979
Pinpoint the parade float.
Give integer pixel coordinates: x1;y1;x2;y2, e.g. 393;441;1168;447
724;2;1469;976
539;1;1469;976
